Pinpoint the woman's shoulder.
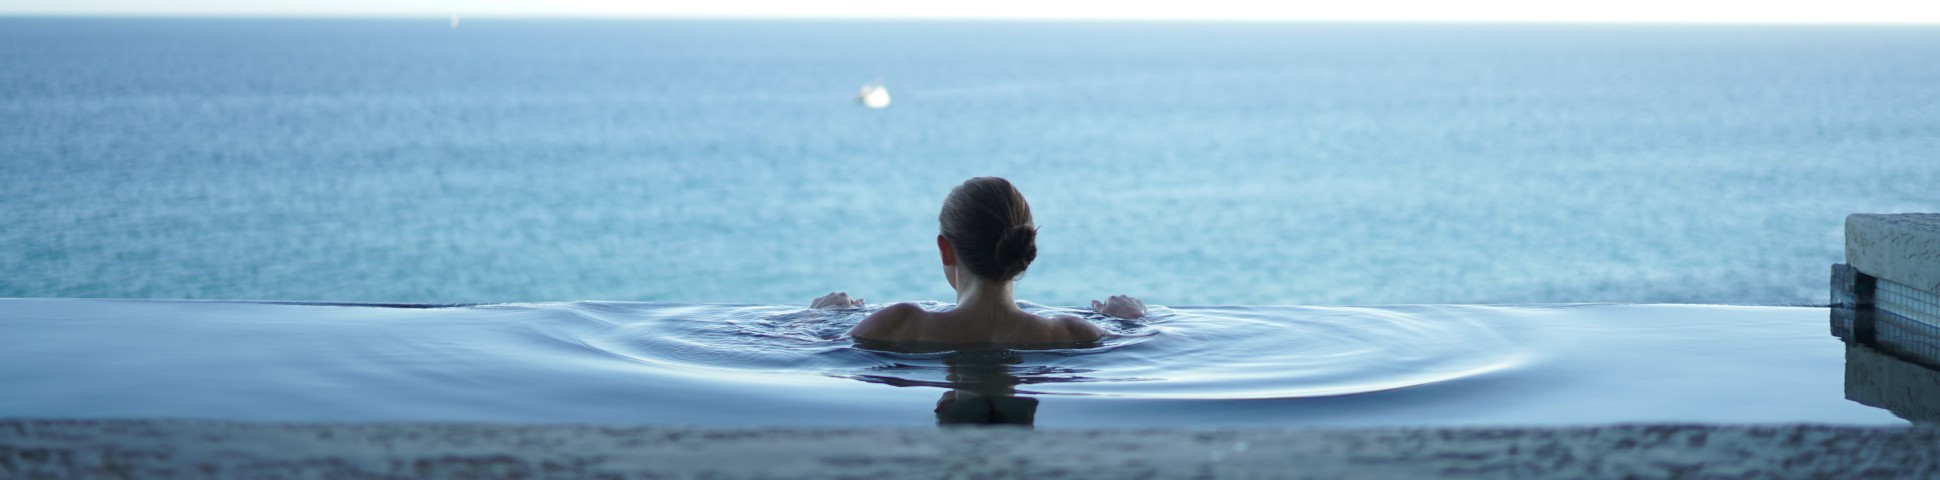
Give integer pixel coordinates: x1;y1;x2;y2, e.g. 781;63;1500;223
849;302;927;341
1044;313;1105;342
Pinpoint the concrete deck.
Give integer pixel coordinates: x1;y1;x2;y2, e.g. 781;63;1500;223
4;419;1937;479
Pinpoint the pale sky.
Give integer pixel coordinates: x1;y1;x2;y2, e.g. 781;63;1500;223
2;0;1936;24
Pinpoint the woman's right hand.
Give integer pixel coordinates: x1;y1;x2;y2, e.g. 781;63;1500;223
811;291;865;310
1091;295;1146;319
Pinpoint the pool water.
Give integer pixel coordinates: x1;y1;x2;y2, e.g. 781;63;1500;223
0;298;1901;427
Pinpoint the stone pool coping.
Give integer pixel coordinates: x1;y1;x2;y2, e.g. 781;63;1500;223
1847;213;1940;295
4;419;1935;479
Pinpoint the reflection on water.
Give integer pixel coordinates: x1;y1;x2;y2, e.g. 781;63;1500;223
1843;345;1940;426
837;347;1046;426
1831;272;1940;426
931;354;1039;426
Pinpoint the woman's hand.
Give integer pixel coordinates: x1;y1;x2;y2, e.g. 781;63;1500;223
1090;295;1146;319
811;291;865;310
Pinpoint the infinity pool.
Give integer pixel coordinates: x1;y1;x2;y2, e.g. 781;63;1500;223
0;299;1902;428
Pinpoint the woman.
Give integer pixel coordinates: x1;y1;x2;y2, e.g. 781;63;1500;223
812;177;1147;344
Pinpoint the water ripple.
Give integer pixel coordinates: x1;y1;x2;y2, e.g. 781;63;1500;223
569;301;1531;400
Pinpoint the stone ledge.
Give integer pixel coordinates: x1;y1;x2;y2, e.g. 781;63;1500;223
2;419;1935;479
1847;213;1940;294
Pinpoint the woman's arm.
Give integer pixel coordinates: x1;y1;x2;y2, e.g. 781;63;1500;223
810;291;864;309
1090;295;1147;319
1056;314;1108;341
849;302;919;341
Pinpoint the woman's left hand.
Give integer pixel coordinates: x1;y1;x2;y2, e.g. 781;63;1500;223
811;291;865;310
1091;294;1147;319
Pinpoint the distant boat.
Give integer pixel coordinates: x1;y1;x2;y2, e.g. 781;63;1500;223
857;84;890;109
450;16;460;29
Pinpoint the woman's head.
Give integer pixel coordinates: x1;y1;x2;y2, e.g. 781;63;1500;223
939;177;1036;283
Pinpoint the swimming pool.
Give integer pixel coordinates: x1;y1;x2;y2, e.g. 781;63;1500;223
0;298;1900;428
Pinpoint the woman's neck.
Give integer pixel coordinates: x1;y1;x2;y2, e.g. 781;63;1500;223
952;272;1018;317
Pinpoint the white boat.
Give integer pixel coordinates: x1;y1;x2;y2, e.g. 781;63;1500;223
857;84;890;109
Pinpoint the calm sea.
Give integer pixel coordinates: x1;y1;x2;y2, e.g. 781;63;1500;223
2;18;1935;306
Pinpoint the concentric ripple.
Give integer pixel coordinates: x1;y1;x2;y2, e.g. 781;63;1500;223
569;301;1530;400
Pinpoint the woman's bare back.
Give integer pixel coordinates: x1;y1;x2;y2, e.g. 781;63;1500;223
851;302;1103;345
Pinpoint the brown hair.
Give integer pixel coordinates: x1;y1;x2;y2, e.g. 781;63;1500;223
939;177;1037;282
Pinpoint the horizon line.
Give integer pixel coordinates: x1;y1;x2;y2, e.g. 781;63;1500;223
4;13;1940;26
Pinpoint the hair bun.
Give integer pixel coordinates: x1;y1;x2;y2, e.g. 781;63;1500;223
938;177;1038;282
993;224;1038;280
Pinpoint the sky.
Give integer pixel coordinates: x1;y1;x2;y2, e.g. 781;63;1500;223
0;0;1935;24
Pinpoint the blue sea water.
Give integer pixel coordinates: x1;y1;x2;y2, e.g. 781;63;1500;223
2;18;1937;306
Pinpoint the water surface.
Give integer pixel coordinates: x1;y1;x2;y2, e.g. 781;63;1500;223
0;299;1901;427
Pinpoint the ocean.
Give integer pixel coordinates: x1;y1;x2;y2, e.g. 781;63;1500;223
3;18;1936;306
